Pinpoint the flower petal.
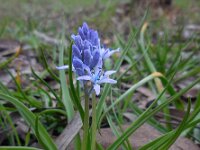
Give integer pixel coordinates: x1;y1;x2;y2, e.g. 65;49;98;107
90;49;100;68
77;75;91;81
94;58;102;74
83;40;90;50
103;48;120;59
71;34;76;40
93;84;100;95
72;45;81;59
74;35;83;49
82;22;89;35
75;68;84;76
73;58;83;69
56;65;69;70
90;30;99;46
104;70;116;76
78;27;85;40
73;58;84;76
83;49;91;66
98;78;117;84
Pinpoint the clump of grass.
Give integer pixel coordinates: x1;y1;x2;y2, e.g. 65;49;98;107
0;1;200;150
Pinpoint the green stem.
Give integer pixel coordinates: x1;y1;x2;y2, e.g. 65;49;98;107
91;93;97;150
74;134;81;150
82;87;90;150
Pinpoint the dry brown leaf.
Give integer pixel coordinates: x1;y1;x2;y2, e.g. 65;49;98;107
123;112;137;122
0;39;20;57
33;30;68;46
55;113;82;150
136;86;155;99
97;124;199;150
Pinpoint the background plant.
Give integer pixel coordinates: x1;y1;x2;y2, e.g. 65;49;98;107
0;0;200;150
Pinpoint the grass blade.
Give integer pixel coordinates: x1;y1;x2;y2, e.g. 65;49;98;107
97;9;149;122
107;77;200;150
58;40;74;121
40;47;60;82
0;147;42;150
0;93;57;150
161;100;191;149
7;69;42;108
31;68;62;104
68;43;84;121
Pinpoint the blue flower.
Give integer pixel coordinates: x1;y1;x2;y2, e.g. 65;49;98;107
57;22;119;95
77;59;117;95
100;46;120;60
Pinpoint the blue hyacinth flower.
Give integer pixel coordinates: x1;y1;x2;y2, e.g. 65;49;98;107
100;46;120;60
77;59;117;95
57;22;119;95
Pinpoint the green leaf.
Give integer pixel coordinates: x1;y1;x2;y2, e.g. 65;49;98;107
139;131;173;150
107;77;200;150
0;81;10;94
68;43;84;121
0;103;21;145
0;93;57;150
58;40;74;121
141;100;191;150
25;130;31;146
31;68;62;104
101;73;162;122
97;9;149;123
161;100;191;149
40;47;60;82
0;47;20;69
130;103;167;133
35;116;50;149
7;69;42;108
0;147;42;150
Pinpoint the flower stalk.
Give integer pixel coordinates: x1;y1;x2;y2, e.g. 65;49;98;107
82;86;90;150
91;92;97;150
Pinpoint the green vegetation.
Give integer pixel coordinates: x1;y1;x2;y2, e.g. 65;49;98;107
0;0;200;149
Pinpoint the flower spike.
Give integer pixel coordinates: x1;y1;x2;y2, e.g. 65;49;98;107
57;22;119;95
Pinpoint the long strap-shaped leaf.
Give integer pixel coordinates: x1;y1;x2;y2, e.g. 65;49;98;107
68;43;84;121
107;77;200;150
0;146;42;150
160;100;191;149
58;40;74;121
96;9;149;123
140;100;191;150
140;117;200;150
0;93;57;150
